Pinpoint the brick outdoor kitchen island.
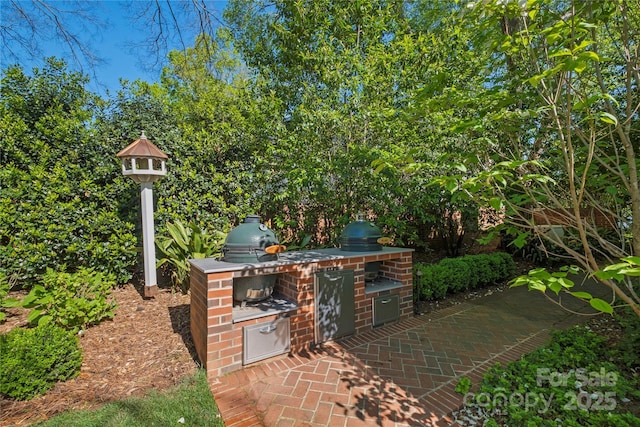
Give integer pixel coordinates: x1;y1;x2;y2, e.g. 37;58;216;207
189;247;414;378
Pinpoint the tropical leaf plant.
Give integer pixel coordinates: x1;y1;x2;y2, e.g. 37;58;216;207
156;220;226;293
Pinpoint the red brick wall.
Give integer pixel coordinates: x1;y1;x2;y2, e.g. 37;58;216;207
190;249;414;378
532;208;616;230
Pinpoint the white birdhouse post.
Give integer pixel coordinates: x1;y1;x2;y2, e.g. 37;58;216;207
116;131;168;297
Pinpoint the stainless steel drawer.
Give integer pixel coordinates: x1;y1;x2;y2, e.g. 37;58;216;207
372;294;400;327
243;317;290;365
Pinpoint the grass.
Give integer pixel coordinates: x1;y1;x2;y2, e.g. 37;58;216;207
34;370;224;427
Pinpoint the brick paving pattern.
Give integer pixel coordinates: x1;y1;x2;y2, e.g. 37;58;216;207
210;284;600;426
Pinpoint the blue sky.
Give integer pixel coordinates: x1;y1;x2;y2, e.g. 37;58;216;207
2;1;227;96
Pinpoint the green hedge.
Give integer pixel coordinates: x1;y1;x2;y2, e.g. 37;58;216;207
414;252;515;300
0;323;83;400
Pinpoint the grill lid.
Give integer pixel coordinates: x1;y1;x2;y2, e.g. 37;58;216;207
339;213;382;252
222;215;280;263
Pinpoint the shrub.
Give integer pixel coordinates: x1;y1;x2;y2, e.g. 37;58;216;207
0;272;11;322
21;267;117;331
460;254;491;289
0;163;138;289
470;326;639;426
0;323;83;400
488;251;515;280
414;252;515;300
414;262;449;300
156;220;226;293
439;258;472;293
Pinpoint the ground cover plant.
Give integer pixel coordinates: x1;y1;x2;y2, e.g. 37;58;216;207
456;317;640;426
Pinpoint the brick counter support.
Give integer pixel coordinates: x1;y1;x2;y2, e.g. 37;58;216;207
190;247;414;378
190;268;235;378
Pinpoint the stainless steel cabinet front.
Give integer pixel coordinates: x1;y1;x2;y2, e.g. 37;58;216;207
372;294;400;327
243;317;290;365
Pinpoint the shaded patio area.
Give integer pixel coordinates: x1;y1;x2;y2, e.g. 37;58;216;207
209;277;605;426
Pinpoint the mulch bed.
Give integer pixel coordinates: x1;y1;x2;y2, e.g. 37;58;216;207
0;285;198;426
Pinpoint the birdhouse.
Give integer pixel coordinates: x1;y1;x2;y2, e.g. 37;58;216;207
116;131;168;183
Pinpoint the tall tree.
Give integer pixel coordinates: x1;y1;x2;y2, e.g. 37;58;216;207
431;0;639;316
0;59;137;287
225;0;443;245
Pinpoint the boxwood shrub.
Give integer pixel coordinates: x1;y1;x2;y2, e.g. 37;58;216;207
0;323;83;400
414;252;515;301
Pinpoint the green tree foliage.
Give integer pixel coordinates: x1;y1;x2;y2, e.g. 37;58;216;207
425;0;639;317
225;0;452;246
0;59;137;288
156;32;270;229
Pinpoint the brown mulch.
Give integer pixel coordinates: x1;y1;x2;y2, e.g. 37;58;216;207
0;285;198;427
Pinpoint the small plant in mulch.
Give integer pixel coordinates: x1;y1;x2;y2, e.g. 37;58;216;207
4;267;117;332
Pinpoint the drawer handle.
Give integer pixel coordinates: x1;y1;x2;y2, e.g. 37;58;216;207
380;299;392;304
259;324;277;334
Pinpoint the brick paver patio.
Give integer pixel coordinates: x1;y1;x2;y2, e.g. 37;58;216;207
209;279;602;426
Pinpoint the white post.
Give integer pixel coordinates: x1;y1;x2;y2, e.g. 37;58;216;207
140;182;158;297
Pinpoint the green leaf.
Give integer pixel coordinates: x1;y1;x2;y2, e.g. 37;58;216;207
1;297;23;308
557;277;574;288
598;112;618;125
454;164;467;173
445;178;458;193
38;315;53;326
529;281;547;292
578;51;599;61
589;298;613;314
570;291;593;300
27;308;43;324
549;48;572;58
618;267;640;276
489;197;503;211
603;262;629;271
548;281;562;295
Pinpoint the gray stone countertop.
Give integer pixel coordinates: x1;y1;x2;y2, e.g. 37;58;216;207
189;246;413;274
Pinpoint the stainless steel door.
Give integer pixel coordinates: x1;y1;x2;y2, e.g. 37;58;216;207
314;269;355;343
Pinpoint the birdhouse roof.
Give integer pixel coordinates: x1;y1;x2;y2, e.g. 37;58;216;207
116;134;168;160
